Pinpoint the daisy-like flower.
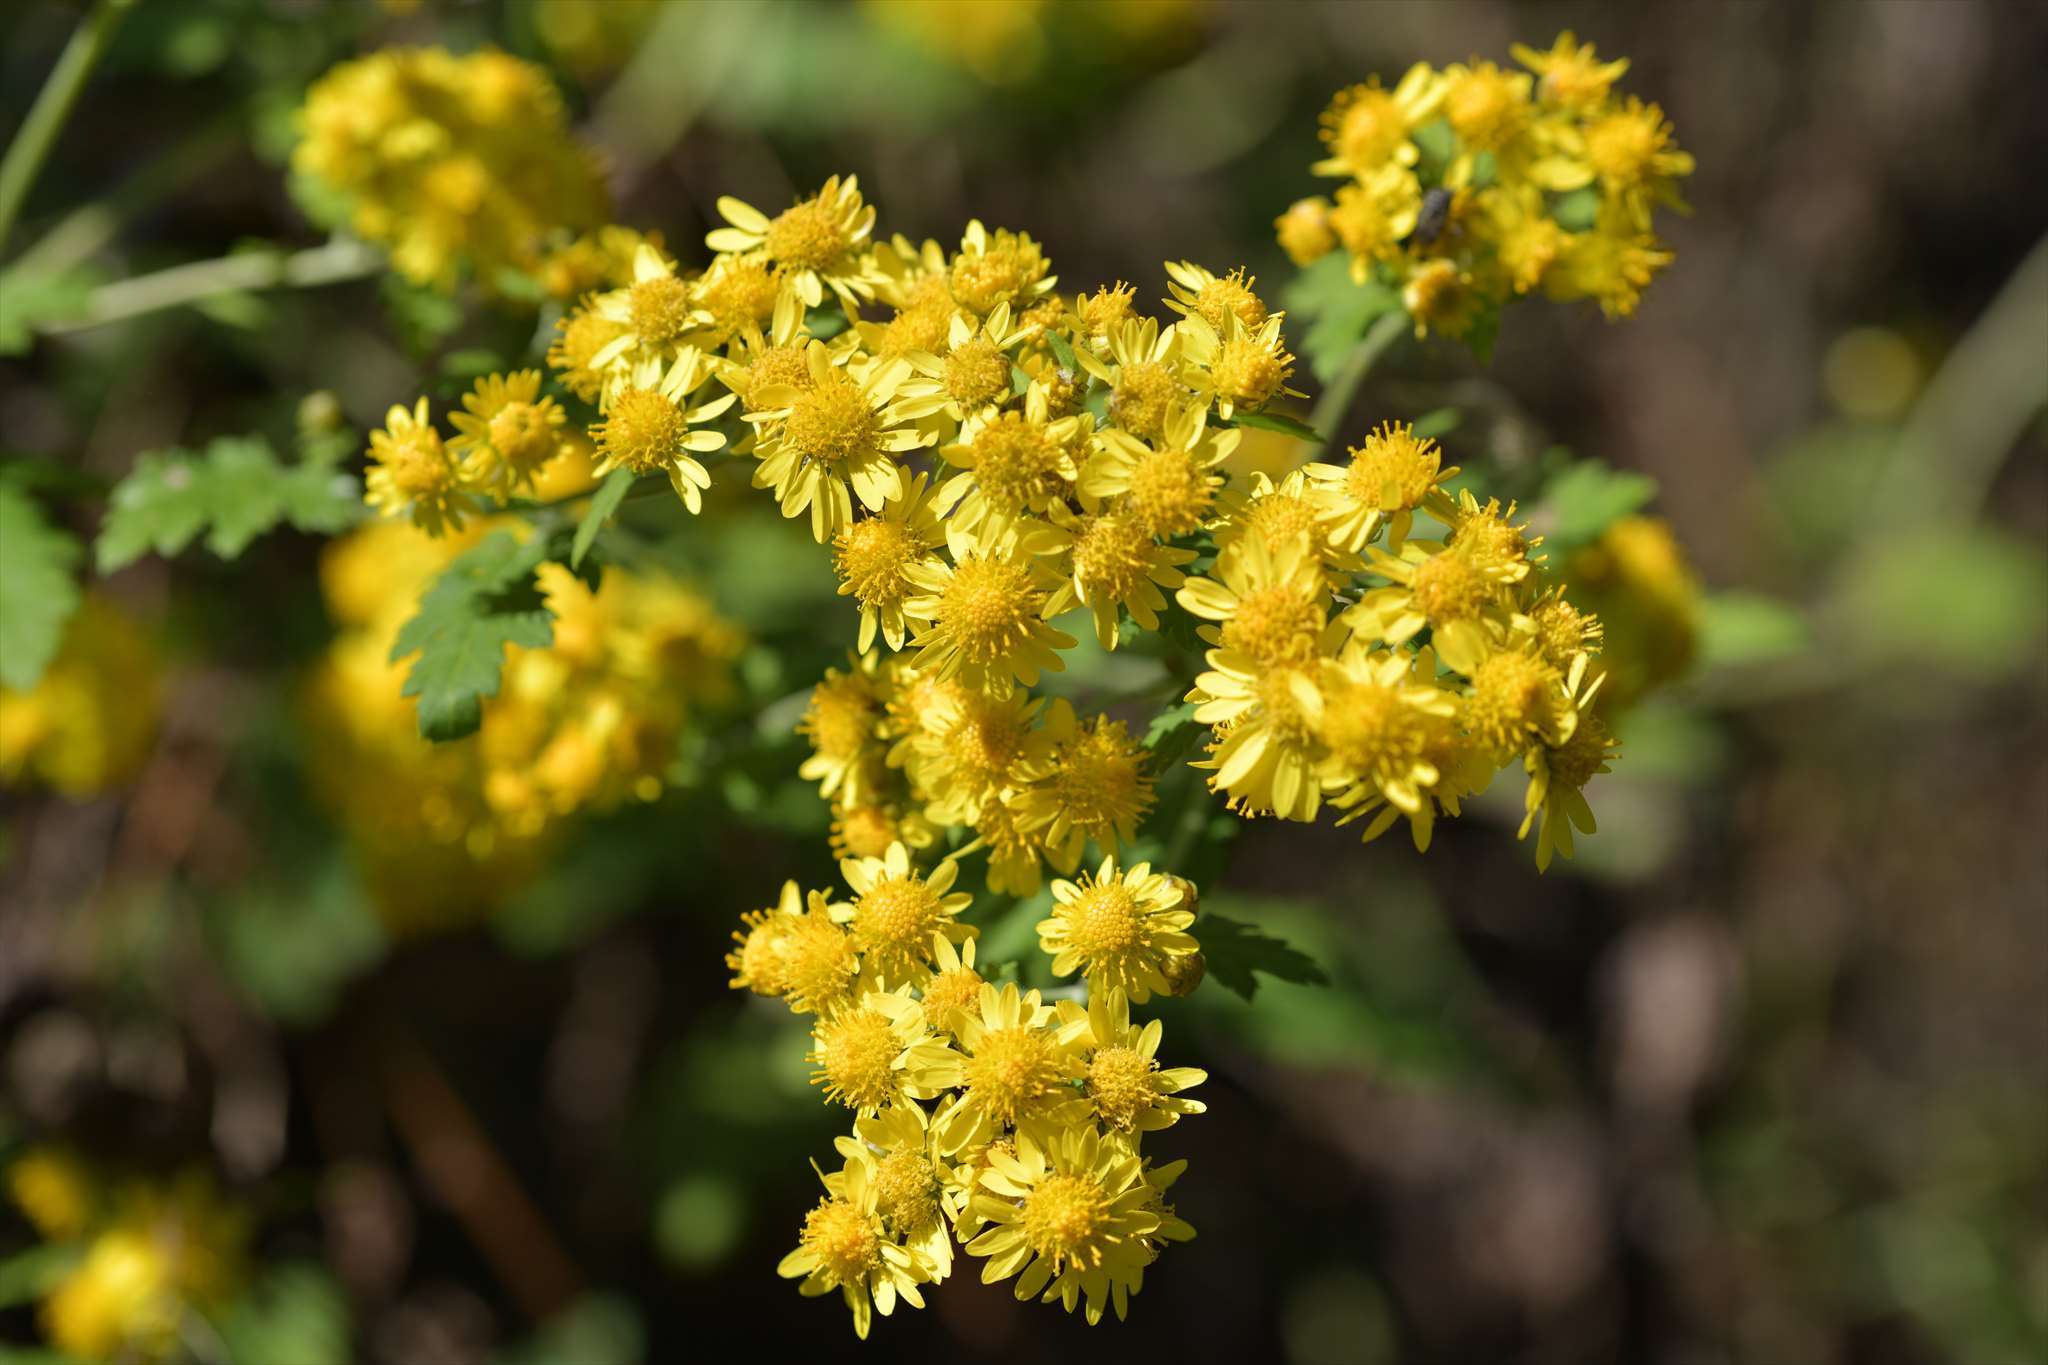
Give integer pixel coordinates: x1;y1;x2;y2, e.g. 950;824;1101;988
1176;530;1339;671
832;841;975;986
797;654;888;807
829;799;939;863
807;985;955;1115
1441;59;1534;156
948;220;1056;317
1349;537;1518;676
691;251;787;346
1054;988;1207;1137
585;243;704;384
902;540;1076;699
916;934;985;1035
1402;257;1486;339
1464;644;1580;756
1078;317;1188;442
1036;857;1198;1004
1581;96;1694;223
1518;587;1604;672
1314;643;1460;819
937;383;1088;548
1192;654;1330;822
546;305;627;404
834;1105;955;1282
919;983;1077;1155
743;342;931;542
832;472;947;651
365;398;472;535
1521;701;1617;870
1330;166;1424;278
1082;404;1236;539
895;302;1038;428
1544;218;1674;319
708;175;883;313
1161;261;1271;333
1012;700;1154;873
1070;281;1138;349
904;685;1045;826
778;1157;938;1341
1274;196;1337;267
1512;31;1630;113
776;888;866;1018
1176;309;1300;420
1207;468;1357;573
1306;420;1458;552
725;879;806;997
1312;63;1445;179
971;787;1057;899
447;370;567;498
965;1124;1175;1325
589;349;735;512
1039;504;1196;650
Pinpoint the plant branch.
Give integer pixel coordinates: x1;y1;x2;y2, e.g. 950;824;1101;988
41;237;385;334
0;0;134;254
1308;310;1410;455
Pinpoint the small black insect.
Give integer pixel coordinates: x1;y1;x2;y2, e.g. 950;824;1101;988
1411;187;1453;248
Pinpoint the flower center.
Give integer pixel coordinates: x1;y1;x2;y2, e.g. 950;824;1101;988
1335;87;1405;167
1319;677;1426;774
597;387;687;472
966;415;1064;515
804;676;878;758
834;805;899;860
1124;448;1211;537
1046;722;1151;830
1066;882;1141;956
950;231;1044;314
1021;1172;1113;1270
1467;649;1561;752
781;913;858;1016
1087;1045;1158;1132
765;198;849;272
939;559;1039;662
785;373;880;466
1409;551;1491;624
963;1025;1060;1126
1254;667;1321;746
1195;272;1266;331
1220;584;1324;666
815;1007;901;1112
854;876;945;959
696;260;779;335
627;274;695;346
801;1197;880;1286
386;429;451;496
1110;361;1180;441
487;401;557;472
873;1147;941;1237
943;336;1012;409
1070;515;1155;605
920;966;985;1031
1210;337;1287;407
1347;424;1439;509
835;517;923;608
1242;492;1319;550
745;344;815;398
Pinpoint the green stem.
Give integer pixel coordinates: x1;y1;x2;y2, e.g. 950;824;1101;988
0;0;134;254
1307;310;1409;454
40;237;384;334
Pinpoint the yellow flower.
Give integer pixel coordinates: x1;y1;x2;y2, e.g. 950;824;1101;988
447;370;566;497
1563;514;1699;709
936;382;1087;546
1012;700;1154;871
1312;64;1444;179
1521;706;1618;870
833;1105;955;1280
709;175;883;313
692;251;787;346
1176;530;1337;671
833;472;948;651
905;683;1045;825
1040;504;1196;650
1082;403;1236;539
922;983;1077;1154
833;841;976;986
1582;96;1694;217
1313;643;1460;818
1162;261;1271;333
896;301;1039;427
1544;219;1674;319
1077;316;1188;442
1274;196;1337;267
779;1157;938;1340
743;342;931;543
1054;988;1207;1136
1512;31;1630;112
916;933;986;1035
365;397;472;535
7;1149;93;1240
797;654;889;807
949;220;1057;317
1329;166;1423;278
1441;59;1533;154
1401;257;1485;339
1306;420;1458;551
965;1124;1180;1325
1192;655;1329;822
1175;309;1300;420
902;544;1075;699
587;243;706;381
808;985;955;1114
546;305;627;404
0;595;162;796
726;879;806;997
1036;857;1198;1003
589;350;734;513
1207;468;1356;574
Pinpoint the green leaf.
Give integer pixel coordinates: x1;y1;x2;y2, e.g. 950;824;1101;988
96;435;361;572
1697;592;1809;669
1197;913;1331;1001
1838;528;2047;680
1142;700;1204;768
391;530;558;741
0;483;83;690
0;268;100;354
1226;409;1325;443
1283;253;1401;382
573;469;638;568
1539;459;1659;554
1551;186;1602;233
209;860;385;1026
0;1242;81;1311
1045;326;1079;375
216;1264;351;1365
1411;118;1457;186
1411;406;1462;440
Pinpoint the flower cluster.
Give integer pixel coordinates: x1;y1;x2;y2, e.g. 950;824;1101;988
303;498;743;931
292;46;608;290
5;1149;247;1365
726;849;1204;1336
0;593;162;796
361;370;587;535
1277;32;1694;334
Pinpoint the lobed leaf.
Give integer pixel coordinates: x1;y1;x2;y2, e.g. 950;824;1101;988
0;482;83;690
95;434;361;572
390;530;559;741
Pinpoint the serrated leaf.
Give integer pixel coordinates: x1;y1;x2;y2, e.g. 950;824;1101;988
0;484;81;689
1197;913;1331;1001
573;470;637;569
1226;409;1325;443
1142;700;1204;767
1539;459;1659;554
96;435;362;572
1283;253;1402;382
390;531;557;741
